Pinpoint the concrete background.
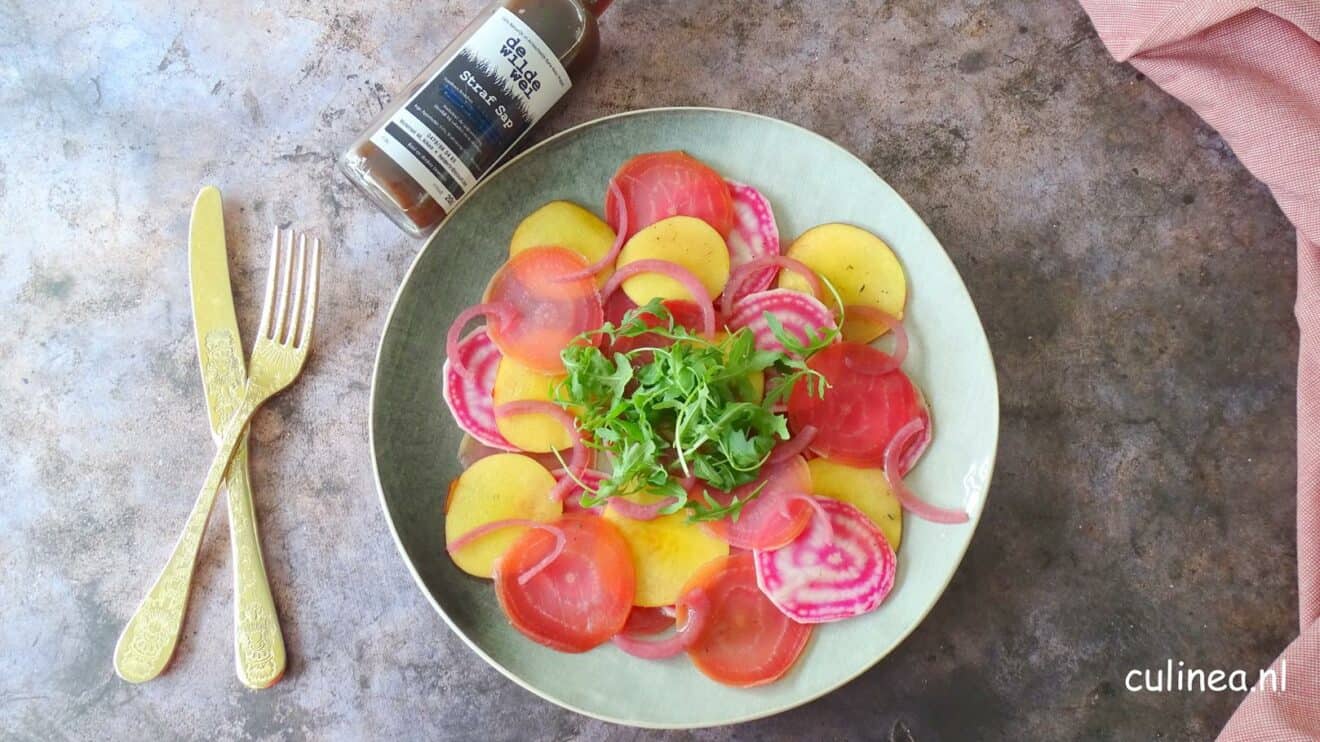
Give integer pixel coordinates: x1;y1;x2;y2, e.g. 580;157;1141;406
0;0;1300;739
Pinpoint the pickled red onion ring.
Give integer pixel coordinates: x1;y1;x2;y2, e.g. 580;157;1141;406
611;589;710;660
599;259;716;338
721;255;823;317
607;496;679;521
551;467;608;513
556;179;629;282
446;302;517;382
842;305;908;375
781;492;834;542
884;419;968;524
766;425;818;466
549;467;609;480
495;401;587;503
445;519;567;585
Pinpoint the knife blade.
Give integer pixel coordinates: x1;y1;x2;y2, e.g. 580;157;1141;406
189;186;247;428
188;186;285;688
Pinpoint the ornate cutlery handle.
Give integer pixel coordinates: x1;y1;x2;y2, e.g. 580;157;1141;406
226;436;286;688
114;397;259;683
112;471;221;682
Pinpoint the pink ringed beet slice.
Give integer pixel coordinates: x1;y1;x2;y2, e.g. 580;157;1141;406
724;181;780;302
753;497;897;623
441;330;517;451
726;289;838;354
722;256;822;318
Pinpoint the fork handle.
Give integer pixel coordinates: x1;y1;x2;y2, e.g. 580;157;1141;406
113;398;258;683
226;434;287;688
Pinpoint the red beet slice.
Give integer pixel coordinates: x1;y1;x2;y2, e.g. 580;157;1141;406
788;342;930;472
606;151;735;240
702;456;814;550
609;299;708;355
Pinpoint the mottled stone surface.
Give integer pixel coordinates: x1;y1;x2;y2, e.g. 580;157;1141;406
0;1;1300;739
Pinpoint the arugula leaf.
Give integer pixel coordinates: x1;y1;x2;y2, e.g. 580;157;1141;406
554;298;835;522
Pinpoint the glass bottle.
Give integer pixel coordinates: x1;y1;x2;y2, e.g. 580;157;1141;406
339;0;611;237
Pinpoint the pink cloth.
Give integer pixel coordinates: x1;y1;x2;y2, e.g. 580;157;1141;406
1078;1;1320;738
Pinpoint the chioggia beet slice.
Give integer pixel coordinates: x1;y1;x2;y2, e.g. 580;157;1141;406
723;181;780;302
726;289;838;355
441;329;517;450
753;497;897;623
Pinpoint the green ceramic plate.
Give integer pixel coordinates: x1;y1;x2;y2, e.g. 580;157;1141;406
372;107;998;728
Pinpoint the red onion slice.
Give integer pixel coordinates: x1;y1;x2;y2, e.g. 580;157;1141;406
621;606;676;637
884;419;968;524
781;492;834;542
721;255;823;317
496;401;587;503
446;519;567;586
611;589;710;660
766;425;818;466
554;468;608;514
556;179;629;283
446;302;518;382
600;259;716;338
842;305;908;375
607;495;680;521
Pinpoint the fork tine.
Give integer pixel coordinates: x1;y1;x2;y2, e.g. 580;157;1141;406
271;229;294;341
284;233;309;345
296;236;321;349
258;228;283;339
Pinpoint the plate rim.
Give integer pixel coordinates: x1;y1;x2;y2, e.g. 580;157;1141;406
369;105;1000;729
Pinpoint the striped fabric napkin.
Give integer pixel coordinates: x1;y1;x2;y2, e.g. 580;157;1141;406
1078;1;1320;738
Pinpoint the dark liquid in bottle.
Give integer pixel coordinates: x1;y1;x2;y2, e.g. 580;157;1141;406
340;0;606;237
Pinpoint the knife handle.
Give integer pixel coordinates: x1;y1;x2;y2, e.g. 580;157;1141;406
226;434;287;689
114;397;254;683
113;459;224;683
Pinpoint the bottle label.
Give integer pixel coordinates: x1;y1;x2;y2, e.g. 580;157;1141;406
369;8;571;210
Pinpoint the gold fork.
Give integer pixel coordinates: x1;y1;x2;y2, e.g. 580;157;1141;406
114;229;322;684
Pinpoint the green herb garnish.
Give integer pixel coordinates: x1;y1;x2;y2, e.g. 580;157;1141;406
553;298;838;521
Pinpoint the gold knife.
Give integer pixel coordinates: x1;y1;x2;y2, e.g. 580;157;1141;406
187;186;286;688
